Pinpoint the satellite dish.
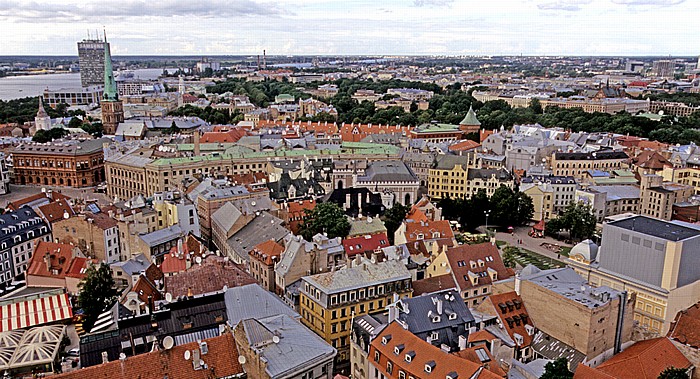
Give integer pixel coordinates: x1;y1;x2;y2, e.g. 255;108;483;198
119;353;126;360
165;293;173;302
184;350;191;360
272;336;280;344
238;355;247;365
195;256;202;265
445;268;451;274
163;336;174;350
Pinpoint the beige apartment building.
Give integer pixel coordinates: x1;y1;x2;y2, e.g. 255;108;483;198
640;174;694;220
551;151;628;179
662;166;700;195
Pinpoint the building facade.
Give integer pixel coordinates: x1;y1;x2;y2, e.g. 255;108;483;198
0;207;52;288
551;151;628;179
77;38;107;87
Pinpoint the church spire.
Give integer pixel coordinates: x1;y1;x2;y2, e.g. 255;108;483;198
102;35;118;102
36;96;48;118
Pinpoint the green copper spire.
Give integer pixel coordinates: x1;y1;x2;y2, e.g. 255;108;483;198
460;105;481;126
103;35;118;102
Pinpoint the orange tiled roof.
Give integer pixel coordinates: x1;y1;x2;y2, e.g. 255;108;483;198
26;241;80;280
412;274;457;296
449;140;481;152
370;322;502;379
200;128;247;143
51;333;244;379
7;191;70;211
164;256;256;297
403;220;454;243
467;329;497;344
37;199;75;224
405;207;429;223
130;275;162;303
668;301;700;348
343;233;390;257
446;242;513;291
575;338;691;379
249;239;284;265
485;291;533;348
452;346;507;377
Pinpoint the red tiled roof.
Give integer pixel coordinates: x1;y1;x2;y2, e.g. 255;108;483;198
27;241;81;280
467;329;497;344
452;346;507;377
630;150;671;170
160;236;205;275
405;207;429;223
65;257;90;279
449;140;481;152
229;171;268;185
412;274;457;296
249;239;284;265
402;220;454;244
485;291;533;348
200;128;247;143
7;191;70;211
573;364;616;379
370;322;502;379
130;275;162;303
343;233;390;257
576;338;691;379
164;256;256;297
51;333;244;379
37;199;75;224
446;242;513;291
668;301;700;348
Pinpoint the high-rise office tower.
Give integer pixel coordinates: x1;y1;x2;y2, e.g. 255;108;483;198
78;38;107;87
652;60;674;78
100;38;124;135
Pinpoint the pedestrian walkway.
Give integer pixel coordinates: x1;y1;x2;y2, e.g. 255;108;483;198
495;226;572;263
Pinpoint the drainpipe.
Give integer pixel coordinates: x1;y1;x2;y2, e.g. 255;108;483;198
614;291;627;354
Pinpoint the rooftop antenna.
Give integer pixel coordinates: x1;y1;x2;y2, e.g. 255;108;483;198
103;27;107;42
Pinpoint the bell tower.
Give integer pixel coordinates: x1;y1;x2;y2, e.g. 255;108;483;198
100;31;124;135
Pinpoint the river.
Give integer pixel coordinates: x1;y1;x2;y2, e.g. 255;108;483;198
0;68;169;100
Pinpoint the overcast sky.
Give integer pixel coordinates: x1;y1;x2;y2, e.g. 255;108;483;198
0;0;696;56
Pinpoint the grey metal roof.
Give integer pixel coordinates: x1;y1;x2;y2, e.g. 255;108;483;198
432;155;470;170
241;314;336;379
356;160;418;183
224;284;299;325
608;215;700;241
521;266;621;309
303;260;411;294
110;253;151;275
226;211;289;262
467;168;513;181
211;202;243;234
138;224;183;247
587;185;640;201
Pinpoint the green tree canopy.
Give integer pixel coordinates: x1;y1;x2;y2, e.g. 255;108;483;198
299;202;351;241
546;202;597;241
78;263;117;332
658;367;689;379
32;127;69;143
383;203;410;244
541;358;573;379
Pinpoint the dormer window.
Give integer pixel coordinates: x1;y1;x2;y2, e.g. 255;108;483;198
432;315;441;323
446;372;458;379
448;312;457;320
425;361;436;373
430;331;439;341
405;351;415;362
394;344;404;355
382;335;392;345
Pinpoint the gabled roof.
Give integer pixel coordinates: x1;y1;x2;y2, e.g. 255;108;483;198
397;289;474;334
224;284;299;325
343;233;390;257
402;219;454;243
37;199;75;224
668;301;700;348
26;241;82;280
51;333;244;379
164;256;256;298
412;274;457;296
249;239;284;265
574;338;691;379
484;291;533;348
303;260;411;294
449;139;481;152
446;242;513;291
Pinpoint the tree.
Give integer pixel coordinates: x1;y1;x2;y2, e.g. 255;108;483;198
560;202;597;241
32;127;69;143
383;203;410;244
81;122;104;138
67;117;83;129
529;98;543;114
299;202;351;241
78;263;117;333
489;186;535;228
166;120;180;135
541;358;573;379
658;367;689;379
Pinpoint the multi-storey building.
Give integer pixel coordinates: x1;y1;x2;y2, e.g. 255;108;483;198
299;259;412;372
576;185;640;222
0;207;51;288
354;160;420;207
77;38;107;87
152;190;199;237
248;239;284;292
52;210;120;263
662;166;700;195
569;215;700;336
640;174;694;220
12;138;108;188
550;150;628;179
428;155;514;199
43;86;104;107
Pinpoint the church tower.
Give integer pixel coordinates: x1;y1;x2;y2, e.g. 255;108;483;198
177;75;185;107
100;33;124;135
34;96;52;131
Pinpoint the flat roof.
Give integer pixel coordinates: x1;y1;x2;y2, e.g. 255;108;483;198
608;215;700;241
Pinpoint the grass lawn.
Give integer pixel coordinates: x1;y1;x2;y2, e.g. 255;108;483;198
495;240;508;247
505;245;565;270
559;246;572;256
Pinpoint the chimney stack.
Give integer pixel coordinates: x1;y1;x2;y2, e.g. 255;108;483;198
194;130;201;156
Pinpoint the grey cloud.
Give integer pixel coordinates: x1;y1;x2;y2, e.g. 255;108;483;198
537;0;592;11
0;0;287;22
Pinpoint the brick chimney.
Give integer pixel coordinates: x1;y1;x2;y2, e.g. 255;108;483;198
193;130;201;156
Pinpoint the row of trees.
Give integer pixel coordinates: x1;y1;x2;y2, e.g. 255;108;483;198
437;186;534;232
0;97;79;124
169;104;243;125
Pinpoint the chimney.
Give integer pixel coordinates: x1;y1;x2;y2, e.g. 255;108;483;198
388;302;398;323
177;238;183;257
458;335;467;351
436;299;443;315
44;252;51;272
187;287;193;298
514;273;521;295
614;291;627;354
194;130;201;156
101;351;109;364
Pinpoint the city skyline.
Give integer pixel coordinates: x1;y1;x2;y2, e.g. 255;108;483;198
0;0;697;56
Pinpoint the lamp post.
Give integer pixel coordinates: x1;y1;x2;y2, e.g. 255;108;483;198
484;210;491;235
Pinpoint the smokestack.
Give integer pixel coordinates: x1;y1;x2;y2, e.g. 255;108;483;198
263;50;267;69
614;291;627;354
458;335;467;351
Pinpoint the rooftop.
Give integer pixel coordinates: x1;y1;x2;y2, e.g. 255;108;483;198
224;284;299;325
303;260;411;294
521;265;621;309
608;215;700;241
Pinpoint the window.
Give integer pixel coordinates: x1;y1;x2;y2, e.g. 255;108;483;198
387;362;393;374
374;351;380;362
398;371;406;379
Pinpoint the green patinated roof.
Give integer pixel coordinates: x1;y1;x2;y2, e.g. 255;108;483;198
460;105;481;126
592;177;638;185
174;143;239;151
414;123;461;134
149;142;400;166
103;41;118;102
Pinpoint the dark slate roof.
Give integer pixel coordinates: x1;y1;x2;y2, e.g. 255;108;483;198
397;289;475;334
356;160;419;183
226;212;289;262
608;216;700;242
80;292;228;368
267;172;325;200
0;206;50;250
467;168;513;181
554;150;628;160
432;155;470;170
